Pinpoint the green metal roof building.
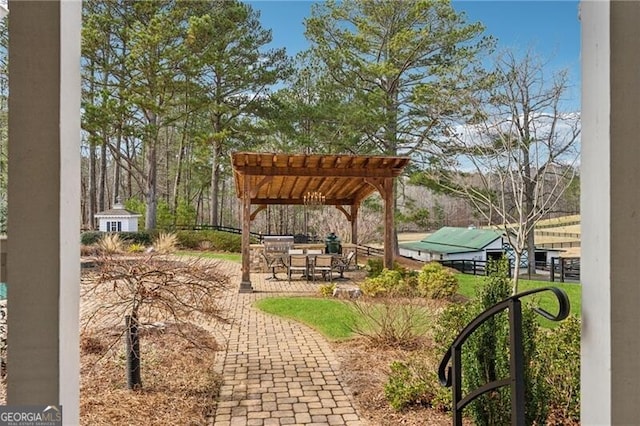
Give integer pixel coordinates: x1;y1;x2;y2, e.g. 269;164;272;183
399;227;505;262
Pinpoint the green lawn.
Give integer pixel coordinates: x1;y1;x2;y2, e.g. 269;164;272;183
177;250;241;263
254;275;581;338
456;273;581;327
254;297;357;341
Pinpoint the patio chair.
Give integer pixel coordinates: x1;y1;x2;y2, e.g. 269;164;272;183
287;254;309;282
333;251;356;280
312;254;334;282
261;251;281;280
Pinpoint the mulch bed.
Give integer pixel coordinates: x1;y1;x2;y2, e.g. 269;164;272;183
80;323;220;426
332;338;454;426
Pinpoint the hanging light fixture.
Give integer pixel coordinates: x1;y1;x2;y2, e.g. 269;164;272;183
303;191;325;208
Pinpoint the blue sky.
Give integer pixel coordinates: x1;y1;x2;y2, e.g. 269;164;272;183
247;0;581;107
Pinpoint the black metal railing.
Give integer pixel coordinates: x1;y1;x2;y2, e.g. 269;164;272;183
438;287;570;426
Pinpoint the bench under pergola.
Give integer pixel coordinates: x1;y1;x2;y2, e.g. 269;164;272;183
232;152;410;292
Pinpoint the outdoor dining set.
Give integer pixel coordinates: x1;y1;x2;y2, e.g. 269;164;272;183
260;233;356;283
284;249;355;282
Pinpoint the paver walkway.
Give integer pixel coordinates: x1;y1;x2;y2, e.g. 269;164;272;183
209;263;366;426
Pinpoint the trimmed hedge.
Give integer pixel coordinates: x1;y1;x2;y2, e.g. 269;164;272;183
175;230;241;252
82;229;241;253
81;231;102;246
81;231;152;246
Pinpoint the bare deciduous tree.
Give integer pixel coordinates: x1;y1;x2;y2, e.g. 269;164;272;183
81;253;229;389
423;48;580;291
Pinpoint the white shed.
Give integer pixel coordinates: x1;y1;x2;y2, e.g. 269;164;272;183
94;202;142;232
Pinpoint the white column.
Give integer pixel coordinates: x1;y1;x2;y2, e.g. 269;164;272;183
581;1;640;423
6;1;81;424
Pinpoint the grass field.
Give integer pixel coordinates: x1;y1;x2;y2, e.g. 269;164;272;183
535;214;581;228
177;250;242;263
456;273;581;327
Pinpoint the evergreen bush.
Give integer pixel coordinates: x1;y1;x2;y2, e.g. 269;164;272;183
388;257;573;424
81;231;102;246
359;269;416;297
384;360;433;411
416;262;459;299
119;231;152;246
536;315;580;422
365;258;385;278
175;230;241;252
439;257;549;425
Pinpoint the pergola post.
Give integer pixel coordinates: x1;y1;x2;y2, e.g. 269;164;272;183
350;204;359;245
382;177;394;269
239;175;253;293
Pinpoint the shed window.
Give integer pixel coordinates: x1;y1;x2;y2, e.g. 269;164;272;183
107;221;121;232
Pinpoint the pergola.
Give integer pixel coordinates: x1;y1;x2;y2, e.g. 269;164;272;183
231;152;410;292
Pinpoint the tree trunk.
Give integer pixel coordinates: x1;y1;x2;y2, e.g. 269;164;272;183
126;138;133;200
125;314;142;390
209;141;220;227
145;111;158;230
526;226;536;276
113;127;122;204
89;142;97;229
512;251;521;294
164;126;171;206
267;205;271;235
219;178;225;226
196;189;203;224
145;140;157;230
98;138;108;212
172;123;187;225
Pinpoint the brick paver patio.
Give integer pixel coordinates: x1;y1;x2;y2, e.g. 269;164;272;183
209;263;366;426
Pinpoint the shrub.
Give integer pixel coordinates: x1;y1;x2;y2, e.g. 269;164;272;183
416;262;458;299
400;257;557;424
449;257;548;425
318;283;336;298
536;315;580;423
80;244;98;257
349;297;432;349
119;231;152;246
365;258;408;278
175;230;241;252
211;231;241;252
82;231;153;246
365;258;385;278
385;360;433;411
154;232;178;254
359;269;412;297
127;243;146;253
175;230;202;249
96;233;123;254
81;231;102;246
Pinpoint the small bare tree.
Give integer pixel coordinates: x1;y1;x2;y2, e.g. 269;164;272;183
81;252;229;389
423;48;580;292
